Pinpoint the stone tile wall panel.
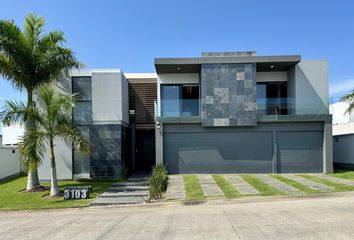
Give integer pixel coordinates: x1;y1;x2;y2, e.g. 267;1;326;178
201;63;257;127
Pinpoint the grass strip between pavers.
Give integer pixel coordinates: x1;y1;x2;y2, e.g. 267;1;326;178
212;175;241;199
299;174;354;192
240;175;284;196
183;175;205;200
272;175;321;194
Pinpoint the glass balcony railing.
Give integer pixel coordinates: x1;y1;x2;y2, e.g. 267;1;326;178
154;97;331;119
257;97;331;115
155;99;200;118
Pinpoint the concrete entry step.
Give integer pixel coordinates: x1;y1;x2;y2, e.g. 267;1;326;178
111;181;149;187
285;175;333;191
91;175;149;206
107;186;149;192
126;177;149;182
256;175;302;195
100;190;149;198
91;196;146;206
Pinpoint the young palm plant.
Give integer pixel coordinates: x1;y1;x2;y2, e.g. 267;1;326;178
0;13;82;190
341;90;354;114
1;86;89;196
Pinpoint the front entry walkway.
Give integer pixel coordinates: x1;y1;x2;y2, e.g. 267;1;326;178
91;175;149;206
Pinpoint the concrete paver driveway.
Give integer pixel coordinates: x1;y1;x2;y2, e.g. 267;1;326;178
2;194;354;239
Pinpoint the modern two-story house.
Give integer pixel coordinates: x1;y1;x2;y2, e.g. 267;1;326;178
33;51;332;180
154;52;332;174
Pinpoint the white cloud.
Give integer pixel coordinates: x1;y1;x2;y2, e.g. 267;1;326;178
330;79;354;96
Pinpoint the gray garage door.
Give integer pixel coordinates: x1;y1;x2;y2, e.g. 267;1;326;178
277;131;323;173
163;125;273;174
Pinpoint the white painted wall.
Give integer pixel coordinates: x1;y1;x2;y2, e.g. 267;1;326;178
330;101;354;124
0;136;21;180
157;73;200;116
2;124;24;145
256;72;287;82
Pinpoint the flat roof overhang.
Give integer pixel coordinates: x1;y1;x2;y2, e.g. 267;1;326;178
155;55;301;74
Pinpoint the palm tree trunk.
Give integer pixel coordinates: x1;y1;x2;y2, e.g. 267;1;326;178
49;138;60;197
25;89;40;191
26;161;39;190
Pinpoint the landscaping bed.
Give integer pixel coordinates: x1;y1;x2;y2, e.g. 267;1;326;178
0;175;123;210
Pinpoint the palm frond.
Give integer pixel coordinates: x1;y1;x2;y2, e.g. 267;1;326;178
57;124;90;154
18;128;47;166
23;13;45;48
340;90;354;114
1;14;82;93
0;100;27;125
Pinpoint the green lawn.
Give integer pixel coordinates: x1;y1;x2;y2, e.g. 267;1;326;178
183;175;205;200
331;169;354;180
213;175;240;199
241;175;284;196
0;175;123;210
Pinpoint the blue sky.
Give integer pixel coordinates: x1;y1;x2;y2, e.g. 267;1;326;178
1;0;354;132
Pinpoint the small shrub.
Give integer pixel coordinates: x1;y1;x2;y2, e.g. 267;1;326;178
148;165;168;201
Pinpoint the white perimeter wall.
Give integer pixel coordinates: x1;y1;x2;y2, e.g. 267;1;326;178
0;136;21;180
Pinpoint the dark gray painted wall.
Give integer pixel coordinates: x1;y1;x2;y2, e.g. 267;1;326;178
201;63;257;127
163;123;324;174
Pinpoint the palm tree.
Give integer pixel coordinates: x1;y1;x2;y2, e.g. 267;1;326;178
341;90;354;114
1;86;89;196
0;13;81;190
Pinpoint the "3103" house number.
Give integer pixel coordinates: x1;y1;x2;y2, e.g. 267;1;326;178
63;186;90;200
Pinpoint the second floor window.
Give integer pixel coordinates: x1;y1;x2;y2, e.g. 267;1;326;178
257;82;287;115
161;84;199;117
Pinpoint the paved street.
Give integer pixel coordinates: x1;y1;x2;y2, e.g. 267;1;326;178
2;194;354;239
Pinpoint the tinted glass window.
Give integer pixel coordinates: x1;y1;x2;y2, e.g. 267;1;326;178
72;77;92;100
